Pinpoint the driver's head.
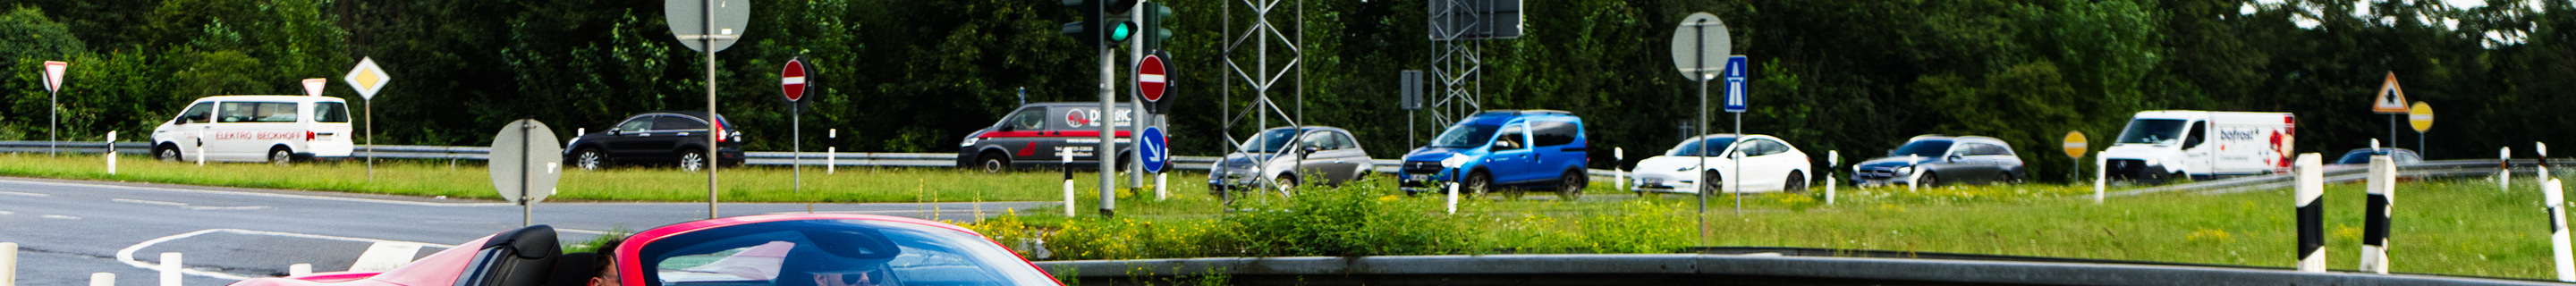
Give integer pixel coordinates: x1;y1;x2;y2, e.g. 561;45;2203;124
589;238;624;286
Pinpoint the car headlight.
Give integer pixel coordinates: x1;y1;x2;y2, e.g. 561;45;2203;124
1896;166;1915;174
960;137;980;147
2146;158;2160;166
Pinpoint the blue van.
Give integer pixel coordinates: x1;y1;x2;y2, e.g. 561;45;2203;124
1398;110;1589;198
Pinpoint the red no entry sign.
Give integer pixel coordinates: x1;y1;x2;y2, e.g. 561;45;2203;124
781;58;809;102
1137;54;1168;103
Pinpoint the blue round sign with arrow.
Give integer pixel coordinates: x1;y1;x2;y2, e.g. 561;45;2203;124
1140;127;1169;172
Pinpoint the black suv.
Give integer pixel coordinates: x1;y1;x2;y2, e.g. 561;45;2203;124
564;112;744;171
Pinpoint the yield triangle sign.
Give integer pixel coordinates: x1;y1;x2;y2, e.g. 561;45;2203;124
41;61;67;93
2372;72;2407;114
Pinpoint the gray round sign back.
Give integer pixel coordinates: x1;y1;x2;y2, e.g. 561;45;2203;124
1671;13;1730;80
490;119;564;204
666;0;752;53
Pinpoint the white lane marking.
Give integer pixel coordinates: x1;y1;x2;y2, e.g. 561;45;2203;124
118;229;456;280
0;190;51;197
42;214;80;220
351;242;427;272
0;179;509;206
113;198;190;206
113;198;270;210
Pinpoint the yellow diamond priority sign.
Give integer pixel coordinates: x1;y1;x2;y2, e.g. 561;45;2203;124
343;57;391;99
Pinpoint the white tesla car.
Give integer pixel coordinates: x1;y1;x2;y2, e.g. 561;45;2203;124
1631;134;1812;194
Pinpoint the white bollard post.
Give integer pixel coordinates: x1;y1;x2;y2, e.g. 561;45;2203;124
1826;151;1839;206
88;273;110;286
1446;181;1459;214
106;131;116;175
1062;152;1076;217
1614;147;1626;193
827;129;838;174
1156;172;1167;200
194;130;205;166
2547;179;2572;282
2095;155;2107;204
289;263;312;276
2360;155;2396;274
158;252;181;286
1;242;15;286
2507;147;2516;193
2295;153;2325;273
2541;142;2553;181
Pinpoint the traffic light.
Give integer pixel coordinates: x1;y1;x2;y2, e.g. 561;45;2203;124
1061;0;1140;47
1140;2;1175;51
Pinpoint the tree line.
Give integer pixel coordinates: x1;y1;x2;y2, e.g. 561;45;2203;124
5;0;2573;181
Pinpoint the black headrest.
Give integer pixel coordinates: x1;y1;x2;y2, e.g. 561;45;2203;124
461;225;564;286
548;253;600;286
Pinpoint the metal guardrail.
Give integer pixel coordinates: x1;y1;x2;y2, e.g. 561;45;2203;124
1035;253;2554;285
0;141;1469;174
2112;159;2563;197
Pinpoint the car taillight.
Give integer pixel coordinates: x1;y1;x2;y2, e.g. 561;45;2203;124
306;130;316;141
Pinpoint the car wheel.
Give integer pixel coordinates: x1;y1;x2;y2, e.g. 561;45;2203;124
1555;170;1586;200
1996;172;2019;185
1918;172;1940;188
1274;174;1299;194
1784;171;1809;194
268;148;295;165
157;147;181;162
1464;172;1494;198
2170;172;2190;183
978;154;1010;173
575;148;606;171
680;151;707;172
1701;171;1724;195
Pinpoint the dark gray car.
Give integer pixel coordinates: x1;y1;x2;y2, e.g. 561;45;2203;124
1208;126;1374;194
1849;135;2026;187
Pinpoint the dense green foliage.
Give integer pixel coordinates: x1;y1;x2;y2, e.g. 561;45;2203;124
4;0;2572;181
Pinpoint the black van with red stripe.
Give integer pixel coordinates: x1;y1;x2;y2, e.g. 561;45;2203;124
957;102;1136;172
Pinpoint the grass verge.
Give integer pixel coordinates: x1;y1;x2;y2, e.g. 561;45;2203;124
970;177;2567;280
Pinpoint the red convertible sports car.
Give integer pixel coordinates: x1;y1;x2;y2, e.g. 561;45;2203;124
228;214;1061;286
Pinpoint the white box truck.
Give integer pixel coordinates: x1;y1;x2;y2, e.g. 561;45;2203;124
2100;110;2295;182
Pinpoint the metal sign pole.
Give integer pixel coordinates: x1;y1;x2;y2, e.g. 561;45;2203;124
1098;37;1118;217
793;102;801;193
367;98;375;179
48;88;56;157
1691;22;1709;247
521;120;534;227
703;0;721;220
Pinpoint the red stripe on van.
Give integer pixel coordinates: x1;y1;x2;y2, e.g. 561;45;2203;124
978;130;1132;139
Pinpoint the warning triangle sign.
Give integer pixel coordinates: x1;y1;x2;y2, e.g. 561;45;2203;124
2372;72;2408;114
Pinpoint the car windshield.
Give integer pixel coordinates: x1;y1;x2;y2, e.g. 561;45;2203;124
1666;137;1738;156
1241;129;1302;153
1430;123;1502;148
637;219;1056;286
1892;140;1953;157
2115;119;2189;145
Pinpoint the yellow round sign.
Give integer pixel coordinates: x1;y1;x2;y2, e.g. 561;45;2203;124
2409;102;2433;132
2062;131;2088;158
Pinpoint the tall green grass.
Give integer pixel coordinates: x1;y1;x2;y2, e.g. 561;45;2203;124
978;178;2571;280
0;153;1204;203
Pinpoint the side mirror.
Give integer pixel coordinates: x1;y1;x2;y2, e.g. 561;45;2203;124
1947;155;1964;162
1301;146;1324;154
1496;140;1520;150
185;114;206;123
608;129;623;135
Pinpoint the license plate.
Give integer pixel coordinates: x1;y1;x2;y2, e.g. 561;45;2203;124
1643;178;1663;186
1407;174;1428;181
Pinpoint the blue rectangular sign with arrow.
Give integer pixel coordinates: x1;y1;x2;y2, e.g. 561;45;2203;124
1724;55;1749;113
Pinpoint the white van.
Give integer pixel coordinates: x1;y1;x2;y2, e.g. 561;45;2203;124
2100;110;2295;182
149;96;357;164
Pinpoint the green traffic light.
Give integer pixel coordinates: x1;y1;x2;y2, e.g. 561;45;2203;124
1108;21;1136;43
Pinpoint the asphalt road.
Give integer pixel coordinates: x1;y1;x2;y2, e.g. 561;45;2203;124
0;177;1048;285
